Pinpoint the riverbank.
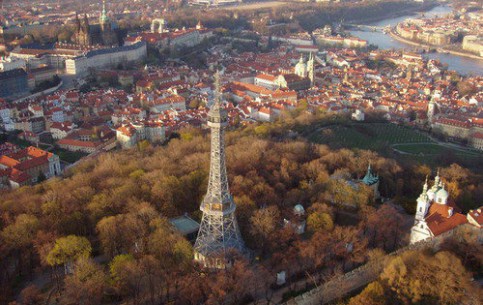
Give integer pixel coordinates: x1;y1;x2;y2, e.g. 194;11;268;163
389;28;483;61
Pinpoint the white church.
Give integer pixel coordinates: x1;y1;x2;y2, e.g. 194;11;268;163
410;171;469;244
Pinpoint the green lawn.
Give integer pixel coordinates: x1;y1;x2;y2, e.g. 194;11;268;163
306;122;483;168
307;123;431;151
52;148;88;164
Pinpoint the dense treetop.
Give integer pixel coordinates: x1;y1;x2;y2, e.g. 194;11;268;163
0;119;481;304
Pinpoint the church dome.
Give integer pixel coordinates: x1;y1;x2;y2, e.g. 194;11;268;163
435;187;448;204
295;61;306;70
295;55;307;78
293;204;305;216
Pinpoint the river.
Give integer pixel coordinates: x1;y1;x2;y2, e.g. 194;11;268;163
349;5;483;75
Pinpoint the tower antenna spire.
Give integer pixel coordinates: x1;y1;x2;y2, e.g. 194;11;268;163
214;70;221;105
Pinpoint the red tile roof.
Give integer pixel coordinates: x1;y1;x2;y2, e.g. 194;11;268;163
467;208;483;227
426;202;468;236
256;74;277;82
9;168;31;184
57;139;100;148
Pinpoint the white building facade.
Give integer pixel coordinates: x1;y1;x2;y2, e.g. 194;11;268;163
66;41;147;76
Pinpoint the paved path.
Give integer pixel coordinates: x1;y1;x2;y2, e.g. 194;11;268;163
391;141;481;157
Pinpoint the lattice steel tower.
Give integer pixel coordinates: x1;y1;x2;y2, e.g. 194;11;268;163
194;73;245;268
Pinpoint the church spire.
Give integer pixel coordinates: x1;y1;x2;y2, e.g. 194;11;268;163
421;175;428;195
75;12;81;31
102;0;107;18
100;0;110;25
308;52;315;87
434;168;441;187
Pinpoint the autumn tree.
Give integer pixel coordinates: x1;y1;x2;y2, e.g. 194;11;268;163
381;250;476;305
99;215;132;257
174;273;208;305
19;285;44;305
306;203;334;233
329;226;368;271
325;178;371;208
147;218;193;271
441;163;471;200
439;236;483;277
46;235;92;274
348;281;388;305
360;204;407;252
249;206;281;255
109;254;144;303
1;214;40;275
205;258;257;305
61;258;107;305
298;230;331;272
97;202;182;261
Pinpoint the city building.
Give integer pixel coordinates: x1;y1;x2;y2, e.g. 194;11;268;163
189;0;241;7
0;56;26;72
313;32;368;48
49;122;75;139
396;22;452;46
0;68;29;99
254;74;279;90
434;118;469;139
10;117;46;134
462;35;483;57
117;121;167;149
126;19;213;51
57;125;116;153
65;41;147;76
352;109;365;121
469;132;483;151
116;124;137;149
9;43;83;70
0;146;61;188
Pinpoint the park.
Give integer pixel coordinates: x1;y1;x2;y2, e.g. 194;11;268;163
306;122;482;167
